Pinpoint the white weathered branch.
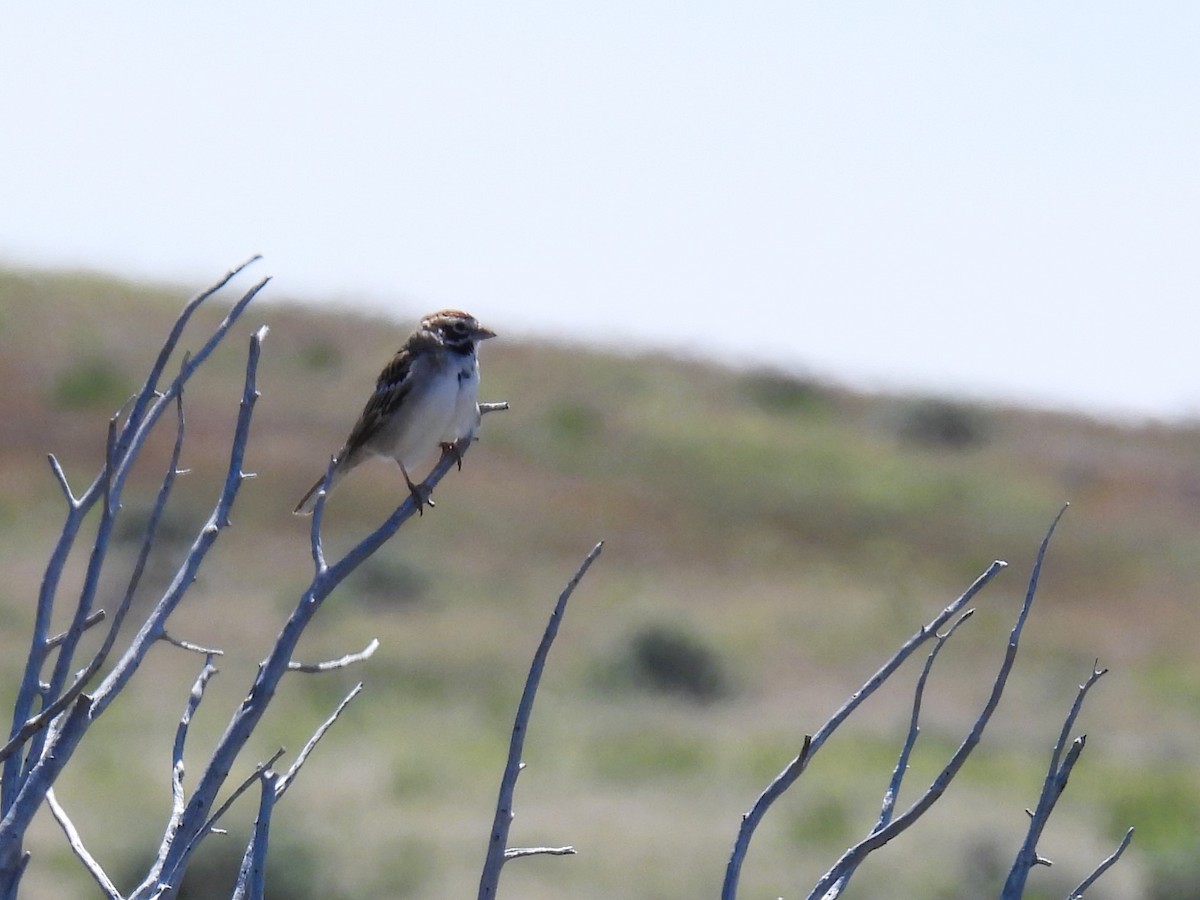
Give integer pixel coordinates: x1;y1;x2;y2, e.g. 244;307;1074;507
1001;660;1111;898
171;657;220;826
505;846;577;860
135;405;507;896
46;454;76;507
288;640;379;674
809;507;1069;900
160;633;226;657
1067;827;1134;899
0;262;268;899
232;771;278;900
825;608;979;896
478;541;603;900
275;683;365;797
722;555;1009;900
45;789;120;900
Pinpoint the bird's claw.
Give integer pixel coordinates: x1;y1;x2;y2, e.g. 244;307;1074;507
402;470;434;515
440;439;469;471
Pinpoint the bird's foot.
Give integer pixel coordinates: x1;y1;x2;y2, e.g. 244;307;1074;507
439;438;471;471
403;470;434;515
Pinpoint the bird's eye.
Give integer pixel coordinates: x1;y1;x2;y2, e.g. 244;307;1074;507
450;321;468;334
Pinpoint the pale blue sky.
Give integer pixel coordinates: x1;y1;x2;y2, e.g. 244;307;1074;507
2;3;1197;419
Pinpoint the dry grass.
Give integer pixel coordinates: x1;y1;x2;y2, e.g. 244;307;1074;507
0;266;1197;898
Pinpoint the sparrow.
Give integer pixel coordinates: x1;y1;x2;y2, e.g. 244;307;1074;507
294;309;496;515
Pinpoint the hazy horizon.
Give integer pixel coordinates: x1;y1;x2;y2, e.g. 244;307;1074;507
4;4;1197;421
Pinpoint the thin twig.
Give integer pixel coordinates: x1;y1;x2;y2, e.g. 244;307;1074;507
823;610;980;896
880;609;976;828
504;847;577;860
45;788;121;900
171;657;220;824
90;325;268;720
38;420;122;738
1067;827;1134;899
110;269;270;503
161;633;226;657
0;694;91;882
114;255;263;467
288;640;379;673
232;685;364;897
46;611;106;650
194;749;287;847
478;542;603;900
275;683;365;797
46;454;76;507
308;456;340;574
89;376;191;692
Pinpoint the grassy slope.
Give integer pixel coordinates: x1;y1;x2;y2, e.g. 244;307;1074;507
1;267;1198;899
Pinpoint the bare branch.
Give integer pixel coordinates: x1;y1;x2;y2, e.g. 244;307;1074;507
0;633;106;774
45;789;121;900
504;846;577;860
110;266;270;503
4;262;267;836
232;684;364;898
1;264;271;899
36;419;122;741
105;375;189;642
813;610;980;900
160;633;226;657
171;657;220;825
722;557;1009;900
140;400;500;898
1067;827;1134;899
808;507;1070;899
46;611;106;650
193;749;288;850
307;456;339;574
878;609;976;829
91;325;268;720
275;683;365;797
0;657;102;768
479;401;509;414
1002;661;1109;898
0;694;91;881
114;255;262;468
232;771;278;900
46;454;76;507
478;541;604;900
288;640;379;674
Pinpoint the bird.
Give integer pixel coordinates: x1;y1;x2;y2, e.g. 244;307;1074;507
293;309;496;516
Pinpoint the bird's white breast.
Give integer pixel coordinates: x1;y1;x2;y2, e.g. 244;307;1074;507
380;349;479;471
444;353;482;441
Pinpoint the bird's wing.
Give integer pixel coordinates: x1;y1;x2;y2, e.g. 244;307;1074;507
337;345;418;460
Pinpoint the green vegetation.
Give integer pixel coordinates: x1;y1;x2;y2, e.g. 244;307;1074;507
1;266;1196;898
50;356;133;410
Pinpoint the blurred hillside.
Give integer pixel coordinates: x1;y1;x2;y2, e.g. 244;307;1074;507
0;266;1197;899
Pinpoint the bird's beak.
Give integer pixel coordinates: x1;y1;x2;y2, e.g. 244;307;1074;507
477;327;497;340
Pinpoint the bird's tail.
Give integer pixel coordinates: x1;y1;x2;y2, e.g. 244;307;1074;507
293;464;348;516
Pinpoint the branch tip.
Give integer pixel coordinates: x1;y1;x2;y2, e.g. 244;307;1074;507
47;452;76;504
